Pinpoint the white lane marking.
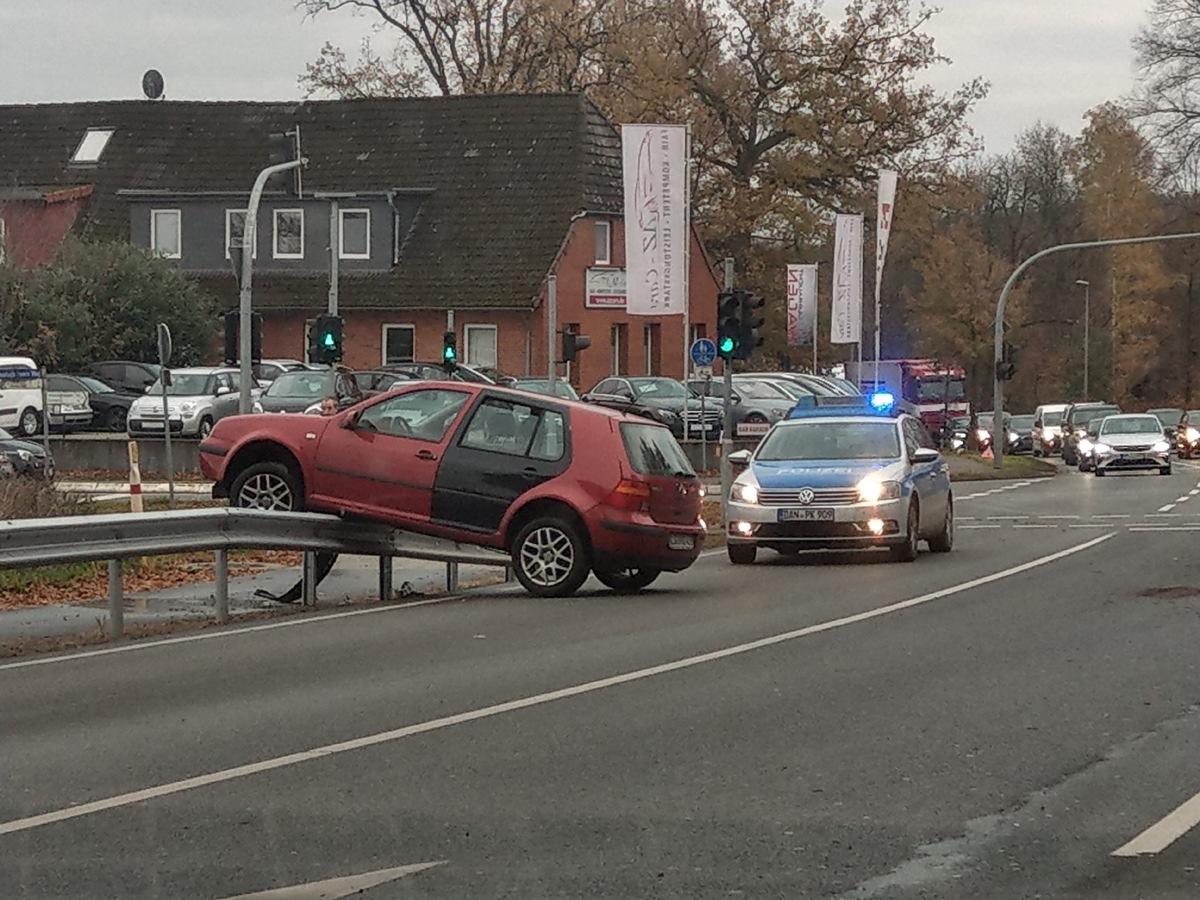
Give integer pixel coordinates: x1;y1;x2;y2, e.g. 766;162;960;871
1113;790;1200;857
1176;497;1191;503
987;516;1028;521
220;861;446;899
1190;489;1200;496
1158;504;1177;513
1041;515;1081;520
958;516;977;521
1069;523;1113;529
958;525;1001;530
1130;526;1200;532
0;533;1115;838
0;595;462;672
1147;513;1182;518
1093;514;1131;519
1014;524;1054;529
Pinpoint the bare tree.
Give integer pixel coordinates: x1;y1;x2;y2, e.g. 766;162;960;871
1132;0;1200;186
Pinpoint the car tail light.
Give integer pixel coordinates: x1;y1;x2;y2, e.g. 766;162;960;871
607;478;652;512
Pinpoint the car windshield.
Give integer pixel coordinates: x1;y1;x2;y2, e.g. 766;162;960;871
1100;416;1163;435
266;372;333;399
734;381;791;401
1010;415;1035;430
1072;405;1120;424
147;374;212;396
620;423;695;477
916;378;965;401
1085;418;1107;434
766;381;813;400
74;376;114;393
1150;408;1184;426
630;379;688;399
514;380;578;400
757;421;902;461
1041;410;1064;426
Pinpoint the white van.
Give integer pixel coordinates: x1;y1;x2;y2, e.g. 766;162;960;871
0;356;46;436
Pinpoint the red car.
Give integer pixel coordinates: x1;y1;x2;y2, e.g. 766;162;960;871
199;381;705;596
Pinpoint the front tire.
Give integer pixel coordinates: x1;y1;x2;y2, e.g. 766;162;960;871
927;497;954;553
593;567;660;593
511;516;590;597
890;502;920;562
230;461;304;512
105;406;127;432
17;407;40;437
197;416;214;439
1094;468;1106;477
727;543;757;565
1160;465;1172;476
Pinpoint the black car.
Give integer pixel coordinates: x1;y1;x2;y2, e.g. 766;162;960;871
81;360;162;394
52;374;136;432
0;427;54;478
255;368;363;414
355;369;421;398
1061;402;1121;466
582;376;718;439
1148;408;1186;442
1008;414;1035;454
1176;410;1200;459
381;362;496;384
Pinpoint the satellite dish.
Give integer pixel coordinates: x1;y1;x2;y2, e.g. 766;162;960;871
142;69;164;100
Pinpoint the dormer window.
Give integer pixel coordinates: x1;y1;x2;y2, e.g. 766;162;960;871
70;128;114;165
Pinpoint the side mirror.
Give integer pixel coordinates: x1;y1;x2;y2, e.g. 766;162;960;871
729;392;742;403
912;447;940;464
728;449;752;469
215;385;232;396
1034;419;1042;428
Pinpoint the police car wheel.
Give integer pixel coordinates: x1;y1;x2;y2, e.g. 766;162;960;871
928;497;953;553
727;543;756;565
890;503;919;562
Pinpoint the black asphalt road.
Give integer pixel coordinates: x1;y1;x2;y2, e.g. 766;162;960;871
5;461;1200;898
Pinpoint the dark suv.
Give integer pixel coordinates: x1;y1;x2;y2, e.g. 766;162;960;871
1061;402;1121;466
82;361;161;394
255;368;363;414
200;382;705;597
583;377;718;439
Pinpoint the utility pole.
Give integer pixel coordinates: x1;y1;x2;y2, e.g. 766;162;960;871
547;275;558;389
1075;279;1089;400
328;198;339;315
720;257;735;525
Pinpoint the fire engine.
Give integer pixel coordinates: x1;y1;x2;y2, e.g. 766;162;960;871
844;359;970;433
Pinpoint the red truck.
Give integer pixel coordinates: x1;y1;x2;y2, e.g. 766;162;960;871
845;359;970;433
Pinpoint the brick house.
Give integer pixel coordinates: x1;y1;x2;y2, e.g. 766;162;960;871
0;95;718;389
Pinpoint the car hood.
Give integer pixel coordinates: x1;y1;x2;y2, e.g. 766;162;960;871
750;458;899;490
260;396;321;413
131;394;208;411
0;438;48;456
1101;433;1165;447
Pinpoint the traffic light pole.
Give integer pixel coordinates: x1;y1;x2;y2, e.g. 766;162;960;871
547;275;558;389
238;158;306;415
720;258;734;526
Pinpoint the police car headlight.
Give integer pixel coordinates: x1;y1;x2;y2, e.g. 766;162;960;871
730;482;758;504
857;477;900;503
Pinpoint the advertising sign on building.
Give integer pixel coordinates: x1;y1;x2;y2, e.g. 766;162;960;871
585;268;627;308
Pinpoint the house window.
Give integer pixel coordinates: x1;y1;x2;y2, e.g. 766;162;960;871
382;324;415;365
150;209;181;259
464;325;498;368
225;209;256;259
611;323;628;376
273;209;304;259
594;220;611;266
70;128;114;164
644;324;661;375
340;209;371;259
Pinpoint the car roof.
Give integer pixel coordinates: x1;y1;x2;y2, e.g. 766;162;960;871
378;379;660;426
1103;413;1159;422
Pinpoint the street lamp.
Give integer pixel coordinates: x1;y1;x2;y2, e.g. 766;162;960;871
1075;279;1090;400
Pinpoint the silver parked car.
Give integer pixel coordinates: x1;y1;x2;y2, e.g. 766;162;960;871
127;367;253;438
1092;413;1172;476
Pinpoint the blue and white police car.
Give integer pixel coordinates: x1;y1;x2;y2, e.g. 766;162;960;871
725;394;953;564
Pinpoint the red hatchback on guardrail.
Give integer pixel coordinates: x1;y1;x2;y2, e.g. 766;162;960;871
199;381;705;596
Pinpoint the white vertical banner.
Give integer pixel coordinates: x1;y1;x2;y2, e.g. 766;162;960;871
831;214;863;344
874;170;898;365
622;124;688;316
786;264;818;346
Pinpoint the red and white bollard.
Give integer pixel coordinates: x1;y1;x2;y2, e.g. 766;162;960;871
128;441;144;513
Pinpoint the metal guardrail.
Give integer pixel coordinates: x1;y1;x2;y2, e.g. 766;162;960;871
0;509;511;640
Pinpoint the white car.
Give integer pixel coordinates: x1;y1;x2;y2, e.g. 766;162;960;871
127;367;253;439
1032;403;1069;456
0;355;46;437
1092;414;1172;476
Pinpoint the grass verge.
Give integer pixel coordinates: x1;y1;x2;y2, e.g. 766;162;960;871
947;452;1056;481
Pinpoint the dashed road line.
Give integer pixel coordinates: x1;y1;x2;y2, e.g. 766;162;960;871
1158;504;1177;513
1114;787;1200;857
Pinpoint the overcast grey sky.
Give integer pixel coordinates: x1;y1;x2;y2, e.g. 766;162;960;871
0;0;1153;155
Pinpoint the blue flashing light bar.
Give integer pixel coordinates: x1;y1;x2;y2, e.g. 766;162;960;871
869;391;896;411
787;392;900;420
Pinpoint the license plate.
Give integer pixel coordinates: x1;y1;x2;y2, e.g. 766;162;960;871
778;508;834;522
142;421;164;430
668;533;695;550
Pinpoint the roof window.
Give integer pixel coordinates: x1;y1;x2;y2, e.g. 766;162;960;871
70;128;115;164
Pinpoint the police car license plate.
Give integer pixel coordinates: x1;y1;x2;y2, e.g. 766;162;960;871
778;508;834;522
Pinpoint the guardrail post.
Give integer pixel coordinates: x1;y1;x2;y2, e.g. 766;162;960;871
214;550;229;623
302;552;317;606
378;555;393;602
107;560;123;639
503;564;514;583
446;561;459;593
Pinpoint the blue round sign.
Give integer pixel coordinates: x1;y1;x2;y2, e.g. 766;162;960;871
690;338;717;367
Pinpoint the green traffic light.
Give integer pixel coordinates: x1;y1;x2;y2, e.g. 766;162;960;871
443;346;456;362
322;333;336;349
718;336;736;354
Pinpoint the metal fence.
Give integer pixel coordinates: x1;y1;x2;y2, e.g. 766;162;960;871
0;509;511;639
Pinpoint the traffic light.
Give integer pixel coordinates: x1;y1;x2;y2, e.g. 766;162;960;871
223;309;238;366
717;290;741;359
442;331;458;373
996;341;1018;381
738;292;765;361
310;314;344;365
267;125;303;196
562;328;592;362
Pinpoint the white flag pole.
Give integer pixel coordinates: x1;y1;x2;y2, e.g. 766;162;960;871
682;124;692;380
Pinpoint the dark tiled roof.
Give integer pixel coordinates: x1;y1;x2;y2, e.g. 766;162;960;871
0;95;623;309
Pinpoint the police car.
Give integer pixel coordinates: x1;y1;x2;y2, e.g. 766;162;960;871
725;394;953;564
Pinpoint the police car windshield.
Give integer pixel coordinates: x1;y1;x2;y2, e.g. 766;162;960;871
758;421;901;461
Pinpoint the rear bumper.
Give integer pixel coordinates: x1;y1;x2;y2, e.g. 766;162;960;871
592;516;705;572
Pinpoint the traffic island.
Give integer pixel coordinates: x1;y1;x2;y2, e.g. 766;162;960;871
946;452;1056;481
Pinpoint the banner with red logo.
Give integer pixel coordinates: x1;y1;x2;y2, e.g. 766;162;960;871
786;264;817;346
831;214;863;344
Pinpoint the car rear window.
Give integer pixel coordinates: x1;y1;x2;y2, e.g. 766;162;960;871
620;423;696;477
1041;410;1063;425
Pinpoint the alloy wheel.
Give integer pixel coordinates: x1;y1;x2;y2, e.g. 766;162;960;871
519;525;575;588
236;472;295;511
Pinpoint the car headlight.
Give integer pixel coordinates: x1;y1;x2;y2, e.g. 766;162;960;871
975;428;990;442
730;482;759;504
1153;439;1170;453
1094;442;1112;455
252;401;263;414
178;401;197;414
857;476;901;503
653;408;680;423
1187;427;1200;443
1078;438;1094;454
1008;431;1018;443
15;449;32;461
1076;428;1087;437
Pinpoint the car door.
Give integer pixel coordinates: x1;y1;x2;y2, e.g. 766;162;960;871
212;373;238;419
903;417;946;529
309;386;473;525
430;395;571;534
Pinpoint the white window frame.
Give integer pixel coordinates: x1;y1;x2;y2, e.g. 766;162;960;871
273;208;304;260
463;324;498;368
339;209;371;260
381;323;416;365
150;209;181;259
594;220;611;266
643;325;655;375
70;127;114;164
224;209;256;260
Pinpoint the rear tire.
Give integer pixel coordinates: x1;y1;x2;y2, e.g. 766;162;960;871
230;461;304;512
17;407;40;437
890;502;920;562
727;543;757;565
1094;468;1106;477
927;497;954;553
1160;465;1172;475
511;516;590;597
592;567;660;593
